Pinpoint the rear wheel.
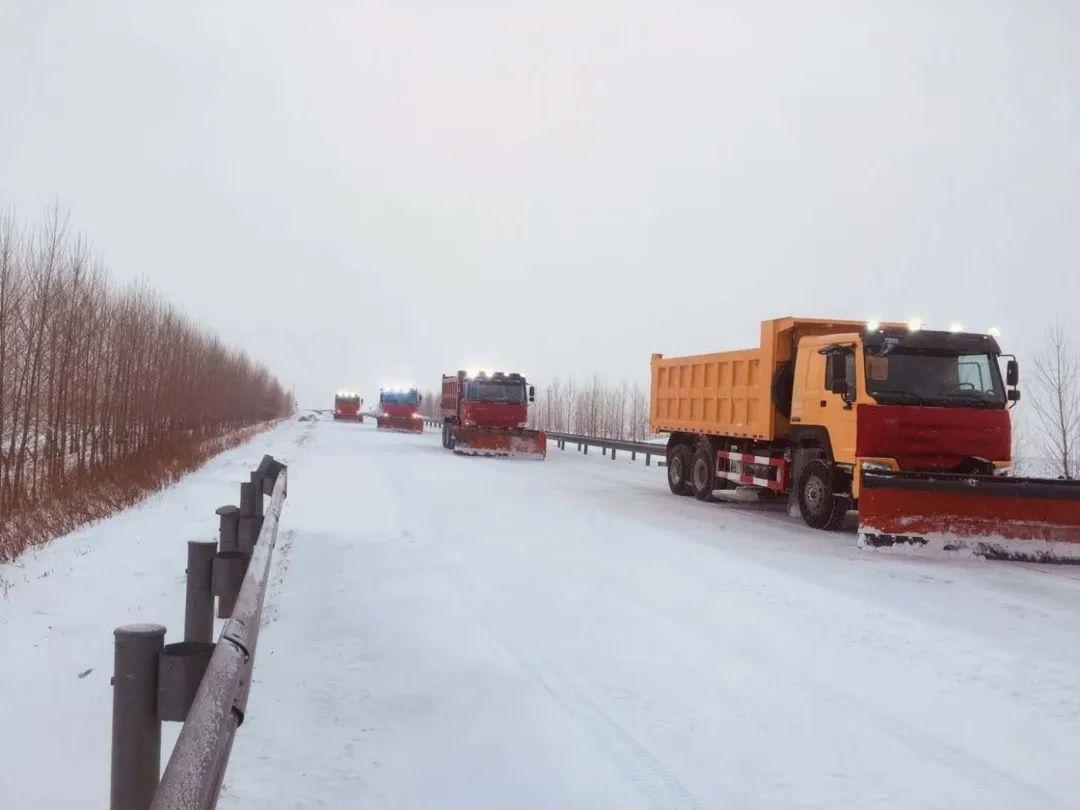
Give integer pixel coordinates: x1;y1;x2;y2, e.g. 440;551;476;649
690;445;716;501
667;444;692;496
445;422;456;450
798;459;849;530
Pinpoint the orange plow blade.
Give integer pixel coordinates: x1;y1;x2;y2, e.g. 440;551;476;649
452;426;546;460
376;415;424;433
858;471;1080;563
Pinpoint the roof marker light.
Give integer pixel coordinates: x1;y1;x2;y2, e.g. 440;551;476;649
907;317;923;332
949;322;963;333
988;327;1002;338
866;319;881;332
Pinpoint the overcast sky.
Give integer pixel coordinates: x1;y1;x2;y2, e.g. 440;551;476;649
2;1;1078;406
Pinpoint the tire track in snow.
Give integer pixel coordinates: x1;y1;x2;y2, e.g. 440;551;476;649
422;541;706;810
474;610;704;810
602;568;1069;810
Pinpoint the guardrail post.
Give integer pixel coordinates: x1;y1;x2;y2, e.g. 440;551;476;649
249;472;265;516
584;443;588;455
184;541;217;644
238;482;264;553
111;623;166;810
216;504;240;552
646;452;652;466
612;447;617;460
213;551;249;618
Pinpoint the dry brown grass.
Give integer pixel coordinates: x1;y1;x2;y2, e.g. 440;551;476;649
0;419;282;562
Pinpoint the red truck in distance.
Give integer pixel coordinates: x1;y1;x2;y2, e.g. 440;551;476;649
376;388;424;433
440;370;546;459
333;392;363;422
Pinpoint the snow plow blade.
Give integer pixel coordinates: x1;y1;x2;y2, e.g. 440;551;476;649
452;426;546;460
376;415;424;433
858;471;1080;563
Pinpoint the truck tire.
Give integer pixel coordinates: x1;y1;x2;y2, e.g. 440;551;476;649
690;444;716;501
798;459;849;530
667;444;693;496
443;422;455;450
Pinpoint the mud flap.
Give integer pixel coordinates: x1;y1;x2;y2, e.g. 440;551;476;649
452;426;547;460
858;471;1080;563
376;416;424;433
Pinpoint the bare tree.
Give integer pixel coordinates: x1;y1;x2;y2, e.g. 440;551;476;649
0;206;292;556
1030;319;1080;479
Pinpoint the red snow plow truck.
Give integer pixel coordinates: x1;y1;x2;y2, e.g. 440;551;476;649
440;370;546;459
333;392;363;422
653;317;1080;562
376;388;424;433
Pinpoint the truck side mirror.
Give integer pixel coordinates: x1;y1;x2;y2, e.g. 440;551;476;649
1008;388;1021;402
1006;359;1019;387
418;394;423;403
528;385;535;402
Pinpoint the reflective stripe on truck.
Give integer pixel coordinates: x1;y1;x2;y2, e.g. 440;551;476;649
716;451;788;491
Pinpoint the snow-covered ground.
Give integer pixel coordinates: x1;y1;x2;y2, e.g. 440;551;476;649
3;417;1080;809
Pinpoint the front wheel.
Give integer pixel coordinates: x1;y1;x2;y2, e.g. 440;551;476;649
667;444;693;496
798;459;849;530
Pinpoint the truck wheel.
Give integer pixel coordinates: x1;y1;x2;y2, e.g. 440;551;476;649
446;423;456;450
667;444;693;496
441;421;449;448
798;459;849;530
690;445;716;501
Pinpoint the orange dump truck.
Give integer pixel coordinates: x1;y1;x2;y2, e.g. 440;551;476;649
652;316;1080;562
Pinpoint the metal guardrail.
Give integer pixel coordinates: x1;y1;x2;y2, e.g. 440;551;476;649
420;420;666;464
109;455;288;810
546;431;668;465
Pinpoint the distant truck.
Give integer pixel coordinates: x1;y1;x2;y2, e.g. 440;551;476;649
377;388;423;433
652;316;1080;561
440;370;546;459
333;392;363;422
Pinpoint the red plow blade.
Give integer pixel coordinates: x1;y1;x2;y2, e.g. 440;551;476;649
452;427;546;460
858;471;1080;563
376;415;424;433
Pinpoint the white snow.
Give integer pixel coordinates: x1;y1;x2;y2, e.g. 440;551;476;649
3;416;1080;808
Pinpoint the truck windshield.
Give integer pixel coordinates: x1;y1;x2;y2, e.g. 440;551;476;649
336;397;359;406
466;381;526;403
381;391;419;405
864;349;1005;407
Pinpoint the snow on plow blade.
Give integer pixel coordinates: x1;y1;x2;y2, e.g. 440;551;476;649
452;426;547;460
858;471;1080;563
376;416;424;433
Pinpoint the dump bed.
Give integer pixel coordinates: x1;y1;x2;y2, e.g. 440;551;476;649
650;317;870;441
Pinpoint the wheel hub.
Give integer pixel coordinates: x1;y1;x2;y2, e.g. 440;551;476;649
694;459;709;490
805;476;825;512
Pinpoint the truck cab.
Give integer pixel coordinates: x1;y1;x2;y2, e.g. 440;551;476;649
788;327;1016;527
333;392;363;421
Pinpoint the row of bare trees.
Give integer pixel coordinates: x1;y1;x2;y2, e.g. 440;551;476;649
0;207;292;515
527;376;651;440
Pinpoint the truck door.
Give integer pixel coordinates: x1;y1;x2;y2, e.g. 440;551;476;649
804;345;858;465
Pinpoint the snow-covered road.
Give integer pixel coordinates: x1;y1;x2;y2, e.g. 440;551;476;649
3;416;1080;808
